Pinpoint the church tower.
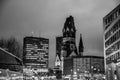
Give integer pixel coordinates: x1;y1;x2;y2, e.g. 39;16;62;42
62;16;78;57
78;34;84;56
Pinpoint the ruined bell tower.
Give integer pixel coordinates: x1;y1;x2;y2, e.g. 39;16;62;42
62;16;78;57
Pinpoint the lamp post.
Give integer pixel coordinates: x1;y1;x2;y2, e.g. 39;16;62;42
77;69;80;78
61;50;65;80
77;69;79;79
71;69;73;80
6;69;10;80
91;66;94;79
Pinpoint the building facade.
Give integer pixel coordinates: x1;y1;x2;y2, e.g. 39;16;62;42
23;36;49;76
63;56;104;79
103;4;120;80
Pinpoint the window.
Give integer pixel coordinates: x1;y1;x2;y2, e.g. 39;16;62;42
119;52;120;58
105;19;107;25
105;20;120;40
106;40;120;55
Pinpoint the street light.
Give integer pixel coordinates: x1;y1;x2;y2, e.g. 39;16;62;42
71;69;72;80
94;68;96;70
91;66;94;78
77;69;79;79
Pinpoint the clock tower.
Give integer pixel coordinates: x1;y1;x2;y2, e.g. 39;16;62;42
62;16;78;57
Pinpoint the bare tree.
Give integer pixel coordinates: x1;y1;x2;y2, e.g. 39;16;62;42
0;37;7;49
0;37;22;59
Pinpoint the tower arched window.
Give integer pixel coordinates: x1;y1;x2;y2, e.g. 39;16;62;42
66;27;69;31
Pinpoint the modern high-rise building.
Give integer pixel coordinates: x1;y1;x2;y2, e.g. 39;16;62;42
103;4;120;80
23;36;49;76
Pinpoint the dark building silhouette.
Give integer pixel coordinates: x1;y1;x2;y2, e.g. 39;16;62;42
55;36;63;79
62;16;78;57
61;15;79;78
56;36;63;60
78;34;84;56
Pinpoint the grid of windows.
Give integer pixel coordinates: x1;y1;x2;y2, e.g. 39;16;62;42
106;52;120;64
103;4;120;80
104;7;120;30
106;40;120;55
105;29;120;48
105;20;120;40
23;37;49;69
73;58;91;73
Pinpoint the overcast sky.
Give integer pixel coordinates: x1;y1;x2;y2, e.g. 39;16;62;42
0;0;119;67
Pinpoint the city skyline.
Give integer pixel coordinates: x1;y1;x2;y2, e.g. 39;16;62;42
0;0;119;67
